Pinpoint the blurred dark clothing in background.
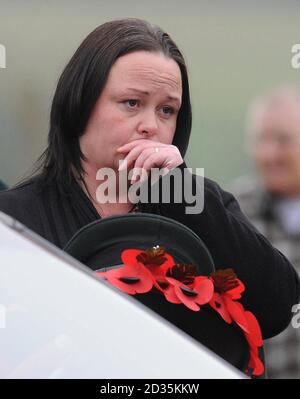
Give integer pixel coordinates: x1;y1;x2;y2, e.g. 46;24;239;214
0;180;7;191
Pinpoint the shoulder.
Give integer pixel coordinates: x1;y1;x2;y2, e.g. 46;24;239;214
177;162;230;202
227;175;263;200
226;175;267;218
0;177;40;201
203;176;239;207
183;173;258;220
204;176;226;196
178;161;242;204
0;177;43;223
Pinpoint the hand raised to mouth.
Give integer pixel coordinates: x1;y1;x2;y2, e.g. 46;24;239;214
117;139;183;183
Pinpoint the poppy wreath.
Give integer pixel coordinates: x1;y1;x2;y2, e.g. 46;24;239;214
95;245;264;377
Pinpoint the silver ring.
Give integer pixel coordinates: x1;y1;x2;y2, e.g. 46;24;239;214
155;147;159;153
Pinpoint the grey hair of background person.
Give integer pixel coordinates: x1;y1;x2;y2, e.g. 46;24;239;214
244;85;300;156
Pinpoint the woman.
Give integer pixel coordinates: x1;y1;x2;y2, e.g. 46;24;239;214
0;18;299;375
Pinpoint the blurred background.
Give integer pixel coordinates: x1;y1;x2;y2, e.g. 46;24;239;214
0;0;300;186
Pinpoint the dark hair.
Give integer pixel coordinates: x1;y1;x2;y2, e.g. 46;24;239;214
38;18;192;186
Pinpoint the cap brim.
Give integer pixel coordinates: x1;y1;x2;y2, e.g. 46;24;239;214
64;213;215;275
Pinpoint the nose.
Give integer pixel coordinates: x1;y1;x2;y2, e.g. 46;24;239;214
260;141;280;160
137;109;159;137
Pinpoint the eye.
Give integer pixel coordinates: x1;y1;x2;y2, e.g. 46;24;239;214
161;106;175;116
124;99;139;108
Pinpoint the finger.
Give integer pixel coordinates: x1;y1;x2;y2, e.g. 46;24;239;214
130;167;149;185
117;139;165;153
119;142;166;171
132;145;180;181
139;153;170;184
117;139;150;153
118;144;148;171
141;152;166;175
130;148;157;183
132;147;157;171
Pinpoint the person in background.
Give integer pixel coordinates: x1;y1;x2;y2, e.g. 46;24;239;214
230;86;300;378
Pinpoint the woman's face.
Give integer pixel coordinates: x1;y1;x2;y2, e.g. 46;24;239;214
80;51;182;172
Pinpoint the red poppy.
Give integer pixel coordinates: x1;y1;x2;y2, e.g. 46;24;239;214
244;311;263;346
243;310;264;376
95;248;264;377
121;247;175;292
248;347;265;377
121;247;174;271
210;268;245;298
209;269;264;376
160;283;182;305
96;262;153;295
160;264;214;310
209;269;249;332
165;275;214;311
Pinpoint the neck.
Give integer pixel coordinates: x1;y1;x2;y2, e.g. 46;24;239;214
79;161;134;217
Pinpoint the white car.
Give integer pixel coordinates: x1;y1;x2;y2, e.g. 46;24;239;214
0;212;243;379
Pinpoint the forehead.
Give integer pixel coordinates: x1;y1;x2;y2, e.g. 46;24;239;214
106;51;182;95
256;101;300;136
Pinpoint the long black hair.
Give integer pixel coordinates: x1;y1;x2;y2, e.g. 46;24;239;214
37;18;192;187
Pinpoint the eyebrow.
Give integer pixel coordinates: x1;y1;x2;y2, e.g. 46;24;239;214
122;87;182;105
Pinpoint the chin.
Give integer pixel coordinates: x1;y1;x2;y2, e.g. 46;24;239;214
265;182;291;197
